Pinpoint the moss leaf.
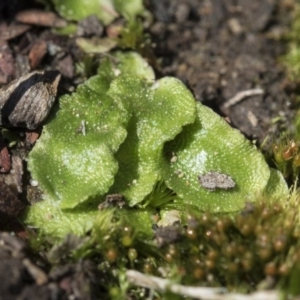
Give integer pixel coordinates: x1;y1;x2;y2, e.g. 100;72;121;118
161;102;287;213
107;76;196;206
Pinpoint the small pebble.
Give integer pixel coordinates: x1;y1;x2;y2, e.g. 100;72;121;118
30;179;39;187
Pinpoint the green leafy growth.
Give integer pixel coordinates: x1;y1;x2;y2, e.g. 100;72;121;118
24;199;98;239
112;51;155;80
24;197;153;240
113;0;144;20
54;23;78;35
107;76;196;206
142;181;178;208
281;4;300;79
282;45;300;79
117;19;152;55
28;73;126;208
94;207;155;240
52;0;144;24
26;52;156;235
26;51;288;240
76;37;117;54
28;194;300;296
28;52;153;209
161;102;288;213
117;19;158;69
264;168;290;200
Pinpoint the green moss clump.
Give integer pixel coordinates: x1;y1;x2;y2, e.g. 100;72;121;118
37;192;300;298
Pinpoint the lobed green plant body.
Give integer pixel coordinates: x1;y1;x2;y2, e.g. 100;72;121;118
16;0;300;298
24;51;288;240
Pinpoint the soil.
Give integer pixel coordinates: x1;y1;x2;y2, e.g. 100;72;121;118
148;0;296;144
0;0;298;299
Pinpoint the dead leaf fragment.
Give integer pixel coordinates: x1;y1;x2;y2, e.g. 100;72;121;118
29;40;47;69
0;22;30;41
15;10;67;28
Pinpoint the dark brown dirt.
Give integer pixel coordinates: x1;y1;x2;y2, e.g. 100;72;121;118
148;0;296;144
0;0;297;299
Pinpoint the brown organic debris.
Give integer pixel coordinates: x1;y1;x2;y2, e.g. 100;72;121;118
76;15;104;37
4;155;23;193
0;137;10;173
22;258;48;285
15;55;31;78
15;10;67;28
106;20;124;38
0;22;30;41
98;194;126;210
154;224;183;247
0;42;15;84
0;232;26;254
0;70;61;129
56;54;74;78
28;40;47;69
0;180;26;222
25;131;40;145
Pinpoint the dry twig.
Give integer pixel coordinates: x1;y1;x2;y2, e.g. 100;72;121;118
126;270;280;300
222;89;264;109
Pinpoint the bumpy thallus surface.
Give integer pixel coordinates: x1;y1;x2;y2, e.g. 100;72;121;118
161;102;287;213
26;52;288;238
